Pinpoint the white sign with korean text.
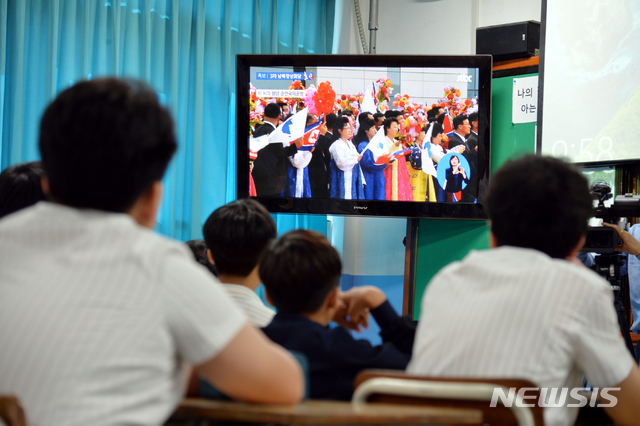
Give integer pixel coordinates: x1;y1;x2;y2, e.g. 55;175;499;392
512;76;538;124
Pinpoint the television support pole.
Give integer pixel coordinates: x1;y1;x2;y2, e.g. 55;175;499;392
368;0;379;54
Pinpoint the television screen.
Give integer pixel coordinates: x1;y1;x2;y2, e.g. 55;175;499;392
538;0;640;164
236;54;492;218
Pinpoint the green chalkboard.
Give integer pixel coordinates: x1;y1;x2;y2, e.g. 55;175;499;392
412;73;538;318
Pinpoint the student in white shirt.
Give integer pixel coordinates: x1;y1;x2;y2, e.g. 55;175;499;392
409;155;640;426
0;78;303;426
203;198;276;328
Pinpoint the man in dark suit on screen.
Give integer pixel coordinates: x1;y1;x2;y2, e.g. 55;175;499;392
252;103;302;197
447;114;470;152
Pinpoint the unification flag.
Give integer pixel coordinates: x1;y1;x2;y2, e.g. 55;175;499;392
362;127;392;165
268;107;308;146
421;123;437;177
360;82;377;115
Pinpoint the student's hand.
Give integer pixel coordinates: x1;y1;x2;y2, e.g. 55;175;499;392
603;223;640;256
294;137;303;149
336;286;387;332
319;123;327;136
332;299;369;331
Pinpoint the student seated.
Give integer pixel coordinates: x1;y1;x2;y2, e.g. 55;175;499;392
0;78;303;426
260;229;414;400
408;155;640;426
184;239;218;277
0;161;46;219
202;198;276;327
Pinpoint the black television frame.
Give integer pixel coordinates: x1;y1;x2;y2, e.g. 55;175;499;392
236;54;492;219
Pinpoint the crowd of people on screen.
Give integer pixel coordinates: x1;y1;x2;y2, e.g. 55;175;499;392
249;80;481;203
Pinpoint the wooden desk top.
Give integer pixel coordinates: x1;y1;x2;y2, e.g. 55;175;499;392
174;398;483;425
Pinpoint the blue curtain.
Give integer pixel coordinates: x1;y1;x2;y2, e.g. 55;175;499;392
0;0;334;239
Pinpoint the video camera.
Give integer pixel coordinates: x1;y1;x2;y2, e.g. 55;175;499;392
582;181;640;254
581;181;640;289
580;181;640;358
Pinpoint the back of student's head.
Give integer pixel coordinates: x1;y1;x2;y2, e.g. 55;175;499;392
184;239;218;277
485;155;593;259
0;161;46;219
39;78;177;212
260;230;341;314
203;198;276;276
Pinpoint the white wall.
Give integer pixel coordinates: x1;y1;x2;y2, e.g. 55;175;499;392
335;0;541;279
478;0;541;27
337;0;541;55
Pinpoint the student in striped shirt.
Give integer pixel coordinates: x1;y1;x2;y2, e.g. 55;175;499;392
202;199;276;328
408;155;640;426
0;78;303;426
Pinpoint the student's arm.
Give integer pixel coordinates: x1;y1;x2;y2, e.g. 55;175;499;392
602;364;640;425
162;250;304;405
335;285;387;329
195;323;304;404
336;286;415;355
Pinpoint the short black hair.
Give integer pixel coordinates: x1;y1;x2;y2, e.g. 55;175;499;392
184;239;218;277
325;113;338;130
260;230;341;314
264;103;281;119
383;117;398;135
468;112;478;123
373;112;385;123
0;161;46;219
452;114;468;131
203;199;276;277
39;78;177;212
485;155;593;259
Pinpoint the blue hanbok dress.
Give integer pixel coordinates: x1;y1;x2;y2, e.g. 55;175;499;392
329;139;364;200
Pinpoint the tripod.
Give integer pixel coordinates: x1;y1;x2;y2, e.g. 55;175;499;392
591;253;636;359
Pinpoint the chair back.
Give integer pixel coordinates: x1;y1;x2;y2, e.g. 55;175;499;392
353;370;544;426
0;395;27;426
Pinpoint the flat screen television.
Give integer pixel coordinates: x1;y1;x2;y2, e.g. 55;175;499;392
538;0;640;166
236;54;492;219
